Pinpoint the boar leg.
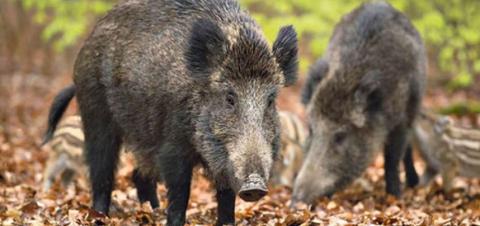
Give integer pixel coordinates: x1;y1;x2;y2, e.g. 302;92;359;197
132;168;159;209
440;158;458;192
403;144;419;187
419;165;437;186
384;125;408;197
216;188;235;226
42;154;68;191
161;148;193;226
81;93;122;215
60;168;76;188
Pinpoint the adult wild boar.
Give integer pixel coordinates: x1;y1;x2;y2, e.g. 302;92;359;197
293;2;426;204
44;0;298;225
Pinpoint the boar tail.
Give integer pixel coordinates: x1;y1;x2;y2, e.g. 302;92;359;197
42;84;76;145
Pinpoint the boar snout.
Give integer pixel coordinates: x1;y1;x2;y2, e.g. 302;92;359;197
291;187;334;206
292;160;338;204
238;173;268;202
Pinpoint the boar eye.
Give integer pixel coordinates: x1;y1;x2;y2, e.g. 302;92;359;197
333;132;347;145
226;91;236;108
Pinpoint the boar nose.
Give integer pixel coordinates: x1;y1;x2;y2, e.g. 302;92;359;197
238;173;268;202
239;187;267;202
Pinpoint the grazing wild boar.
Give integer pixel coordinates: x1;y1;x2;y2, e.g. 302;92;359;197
293;2;426;204
42;115;84;191
270;111;307;187
414;111;480;191
43;0;298;225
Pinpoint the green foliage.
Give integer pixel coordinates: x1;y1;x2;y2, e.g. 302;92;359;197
241;0;480;86
390;0;480;88
438;101;480;116
18;0;480;87
240;0;360;72
20;0;113;51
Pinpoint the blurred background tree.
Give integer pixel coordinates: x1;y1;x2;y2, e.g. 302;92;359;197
0;0;479;116
0;0;113;75
21;0;113;52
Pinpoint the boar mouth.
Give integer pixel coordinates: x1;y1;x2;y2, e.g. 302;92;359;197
238;173;268;202
292;187;334;206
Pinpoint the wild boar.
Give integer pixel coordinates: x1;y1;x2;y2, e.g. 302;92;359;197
270;111;306;187
42;115;140;201
42;115;84;191
293;2;426;204
414;111;480;191
44;0;298;225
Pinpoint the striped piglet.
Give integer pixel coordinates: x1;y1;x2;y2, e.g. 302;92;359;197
270;111;307;187
42;115;85;191
414;111;480;191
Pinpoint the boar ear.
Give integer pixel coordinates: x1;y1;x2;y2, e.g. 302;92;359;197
302;58;329;105
186;19;228;79
350;70;383;128
273;25;298;87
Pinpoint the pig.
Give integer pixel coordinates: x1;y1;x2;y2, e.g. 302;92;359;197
41;115;136;193
293;2;426;204
414;111;480;191
270;111;307;187
42;115;84;191
43;0;298;225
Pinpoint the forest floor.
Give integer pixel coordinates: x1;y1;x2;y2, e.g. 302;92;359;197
1;73;480;225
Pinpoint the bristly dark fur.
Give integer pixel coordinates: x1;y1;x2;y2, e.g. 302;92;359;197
273;25;298;86
355;2;392;40
355;70;384;116
132;168;159;208
293;2;426;204
226;27;276;80
301;58;328;105
186;18;227;79
42;84;76;145
403;145;419;187
59;0;298;225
